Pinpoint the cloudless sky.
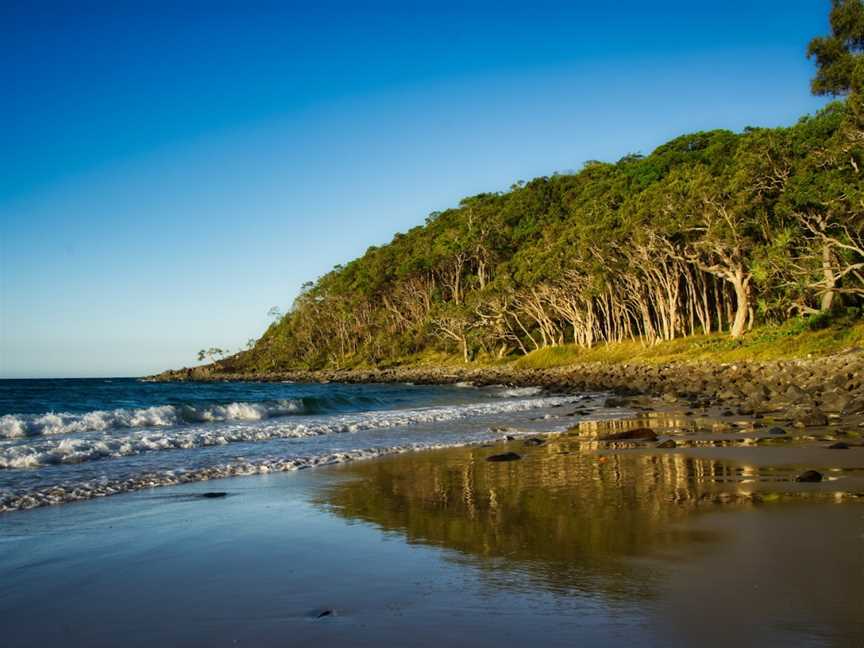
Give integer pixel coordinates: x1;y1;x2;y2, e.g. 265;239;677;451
1;1;833;378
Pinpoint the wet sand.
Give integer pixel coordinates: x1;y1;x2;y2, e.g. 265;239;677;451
1;406;863;646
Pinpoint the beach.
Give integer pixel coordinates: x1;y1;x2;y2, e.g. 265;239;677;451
6;1;864;645
2;398;863;646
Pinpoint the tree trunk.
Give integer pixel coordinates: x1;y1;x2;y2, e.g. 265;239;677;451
821;244;836;312
730;272;750;338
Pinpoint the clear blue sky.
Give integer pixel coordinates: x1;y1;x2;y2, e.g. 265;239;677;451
1;1;832;378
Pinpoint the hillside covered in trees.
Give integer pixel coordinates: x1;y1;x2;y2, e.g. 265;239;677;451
226;1;864;373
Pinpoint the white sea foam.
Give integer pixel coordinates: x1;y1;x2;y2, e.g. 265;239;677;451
0;396;573;469
494;386;544;398
0;400;304;439
0;441;481;513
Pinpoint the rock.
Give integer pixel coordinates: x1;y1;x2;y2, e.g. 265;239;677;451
768;427;786;435
316;609;335;619
843;399;864;414
821;392;851;413
827;442;850;450
504;434;517;441
795;470;823;483
523;437;546;447
600;428;658;442
604;397;628;408
794;411;828;428
656;439;677;449
486;452;522;462
785;384;806;399
661;391;678;403
200;492;227;498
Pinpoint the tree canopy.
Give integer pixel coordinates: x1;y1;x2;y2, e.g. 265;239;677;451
809;0;864;95
223;3;864;372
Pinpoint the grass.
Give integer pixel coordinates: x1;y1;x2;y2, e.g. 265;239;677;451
512;315;864;370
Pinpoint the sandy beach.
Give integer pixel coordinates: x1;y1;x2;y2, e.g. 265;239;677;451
2;400;863;647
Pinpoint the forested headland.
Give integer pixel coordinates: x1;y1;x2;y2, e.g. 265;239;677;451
217;1;864;374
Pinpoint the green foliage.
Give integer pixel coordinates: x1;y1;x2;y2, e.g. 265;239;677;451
220;5;864;373
808;0;864;95
229;98;862;372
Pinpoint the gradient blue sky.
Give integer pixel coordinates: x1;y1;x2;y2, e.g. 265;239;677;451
1;1;832;378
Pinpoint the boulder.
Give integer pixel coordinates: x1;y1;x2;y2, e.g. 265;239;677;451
794;412;829;428
795;470;823;483
827;442;850;450
486;452;522;462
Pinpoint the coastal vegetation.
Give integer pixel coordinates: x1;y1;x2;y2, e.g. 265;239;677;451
224;1;864;373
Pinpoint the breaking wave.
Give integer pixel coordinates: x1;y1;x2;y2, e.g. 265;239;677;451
493;386;544;398
0;396;573;469
0;441;475;513
0;400;305;439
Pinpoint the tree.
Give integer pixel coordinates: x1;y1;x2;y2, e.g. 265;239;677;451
808;0;864;96
226;19;864;372
197;347;228;363
267;306;284;321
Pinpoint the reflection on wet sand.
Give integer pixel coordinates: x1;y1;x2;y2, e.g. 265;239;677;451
318;414;864;603
317;438;739;596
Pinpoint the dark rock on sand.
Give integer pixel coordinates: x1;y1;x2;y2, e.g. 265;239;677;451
523;437;546;447
827;442;850;449
656;439;677;449
795;470;823;483
768;427;786;435
486;452;522;462
600;428;658;442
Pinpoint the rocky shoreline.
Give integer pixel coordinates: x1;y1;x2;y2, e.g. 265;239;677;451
150;351;864;423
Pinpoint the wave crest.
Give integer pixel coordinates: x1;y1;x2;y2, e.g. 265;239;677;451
0;395;573;469
0;399;304;439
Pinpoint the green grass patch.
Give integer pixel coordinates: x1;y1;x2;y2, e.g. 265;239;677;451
512;317;864;369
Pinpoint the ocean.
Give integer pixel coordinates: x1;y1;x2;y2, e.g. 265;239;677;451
0;378;611;512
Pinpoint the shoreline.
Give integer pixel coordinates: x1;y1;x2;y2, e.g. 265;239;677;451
6;351;864;514
2;423;863;645
5;379;863;513
151;352;864;422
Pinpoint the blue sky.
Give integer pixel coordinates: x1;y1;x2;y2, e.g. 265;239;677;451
1;1;832;378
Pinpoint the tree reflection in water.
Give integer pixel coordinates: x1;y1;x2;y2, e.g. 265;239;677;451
315;435;746;598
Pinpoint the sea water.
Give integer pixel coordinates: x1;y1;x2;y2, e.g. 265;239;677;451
0;378;615;512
